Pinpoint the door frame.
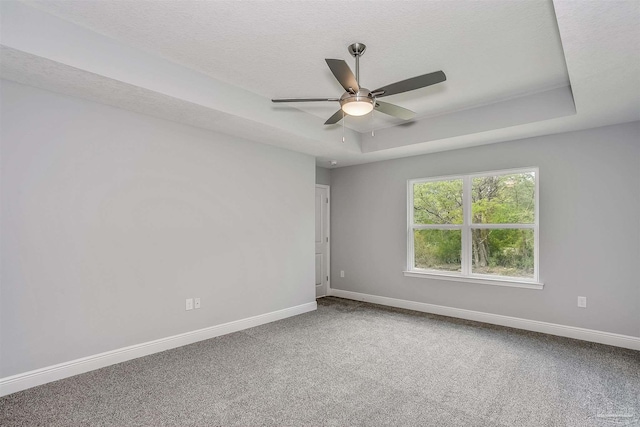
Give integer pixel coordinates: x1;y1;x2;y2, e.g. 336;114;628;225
316;184;331;297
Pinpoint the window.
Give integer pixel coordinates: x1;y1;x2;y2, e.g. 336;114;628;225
406;168;540;288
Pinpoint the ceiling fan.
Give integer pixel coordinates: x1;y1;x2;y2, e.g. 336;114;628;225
272;42;446;125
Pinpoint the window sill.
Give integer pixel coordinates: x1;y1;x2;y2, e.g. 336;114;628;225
402;270;544;290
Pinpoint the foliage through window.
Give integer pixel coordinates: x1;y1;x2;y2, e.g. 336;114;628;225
408;168;538;282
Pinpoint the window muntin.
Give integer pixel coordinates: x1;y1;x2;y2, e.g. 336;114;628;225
408;168;539;283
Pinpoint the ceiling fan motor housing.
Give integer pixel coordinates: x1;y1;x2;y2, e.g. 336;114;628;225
340;89;374;116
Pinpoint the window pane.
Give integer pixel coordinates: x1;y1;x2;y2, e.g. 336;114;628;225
414;229;462;272
413;179;463;224
472;172;535;224
471;229;534;278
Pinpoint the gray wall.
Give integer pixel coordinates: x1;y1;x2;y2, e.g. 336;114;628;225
330;122;640;337
316;166;331;186
0;80;316;377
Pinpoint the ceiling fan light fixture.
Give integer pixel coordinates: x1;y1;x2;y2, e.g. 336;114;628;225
341;97;374;116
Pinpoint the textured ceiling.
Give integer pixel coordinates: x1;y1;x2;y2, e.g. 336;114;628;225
26;0;569;132
1;0;639;167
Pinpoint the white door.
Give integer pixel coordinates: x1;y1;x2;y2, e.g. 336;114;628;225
315;185;329;298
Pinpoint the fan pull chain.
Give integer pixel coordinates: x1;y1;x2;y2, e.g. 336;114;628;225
371;108;375;137
342;111;345;143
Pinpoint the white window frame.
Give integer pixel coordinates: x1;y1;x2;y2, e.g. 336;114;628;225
404;167;542;290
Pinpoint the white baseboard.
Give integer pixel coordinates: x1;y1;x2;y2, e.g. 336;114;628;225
0;301;317;397
328;289;640;351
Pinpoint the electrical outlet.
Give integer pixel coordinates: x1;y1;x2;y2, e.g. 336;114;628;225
340;270;345;278
186;298;193;311
194;298;201;309
577;296;587;308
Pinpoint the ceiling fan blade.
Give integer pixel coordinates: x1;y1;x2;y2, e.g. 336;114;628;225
272;98;339;102
325;59;359;93
324;109;345;125
374;101;416;120
372;70;446;98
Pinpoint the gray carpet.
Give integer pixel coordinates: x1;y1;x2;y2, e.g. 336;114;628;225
1;297;639;426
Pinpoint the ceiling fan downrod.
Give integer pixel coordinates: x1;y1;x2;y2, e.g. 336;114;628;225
348;42;367;85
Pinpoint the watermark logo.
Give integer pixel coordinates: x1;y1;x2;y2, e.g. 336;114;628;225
589;394;638;426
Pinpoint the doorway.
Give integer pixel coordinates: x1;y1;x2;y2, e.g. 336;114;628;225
315;185;330;298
